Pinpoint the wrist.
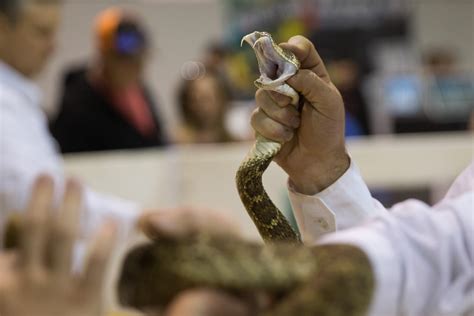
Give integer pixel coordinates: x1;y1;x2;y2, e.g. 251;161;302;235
289;153;350;195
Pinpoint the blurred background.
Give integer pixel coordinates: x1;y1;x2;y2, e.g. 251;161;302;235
35;0;472;239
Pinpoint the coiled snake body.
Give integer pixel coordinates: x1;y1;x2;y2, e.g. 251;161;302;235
117;32;374;315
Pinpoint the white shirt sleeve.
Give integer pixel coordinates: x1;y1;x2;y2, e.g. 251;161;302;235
290;160;474;316
320;191;473;316
288;159;386;242
0;84;140;248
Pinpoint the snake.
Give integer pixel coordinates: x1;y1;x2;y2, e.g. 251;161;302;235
2;32;375;315
235;31;302;243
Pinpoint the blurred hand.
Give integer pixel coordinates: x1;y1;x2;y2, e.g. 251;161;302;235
0;175;117;316
138;207;243;240
251;35;350;195
164;289;251;316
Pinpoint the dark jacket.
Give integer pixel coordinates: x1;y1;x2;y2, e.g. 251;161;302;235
50;67;168;153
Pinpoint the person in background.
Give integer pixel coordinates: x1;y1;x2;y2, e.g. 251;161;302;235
0;0;192;263
176;72;234;144
51;7;168;153
327;58;369;136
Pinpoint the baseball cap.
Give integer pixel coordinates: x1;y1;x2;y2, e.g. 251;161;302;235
95;8;148;56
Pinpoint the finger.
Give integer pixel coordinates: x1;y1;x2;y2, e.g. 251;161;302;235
0;251;18;294
50;179;83;281
164;289;252;316
286;69;335;108
266;90;292;108
21;175;54;274
138;208;193;240
81;220;118;296
280;35;331;83
256;90;300;128
139;208;243;240
251;108;294;143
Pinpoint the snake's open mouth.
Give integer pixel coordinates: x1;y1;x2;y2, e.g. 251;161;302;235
241;32;299;88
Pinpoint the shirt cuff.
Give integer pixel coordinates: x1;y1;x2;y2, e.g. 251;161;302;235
82;188;140;240
288;159;383;243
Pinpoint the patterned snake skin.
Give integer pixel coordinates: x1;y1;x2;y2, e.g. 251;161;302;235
236;31;301;243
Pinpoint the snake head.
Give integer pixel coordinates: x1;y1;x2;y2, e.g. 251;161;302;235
241;31;300;89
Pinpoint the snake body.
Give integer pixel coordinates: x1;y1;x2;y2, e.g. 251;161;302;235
236;31;301;243
116;32;374;315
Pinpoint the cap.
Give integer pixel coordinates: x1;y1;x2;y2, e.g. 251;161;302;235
95;8;148;56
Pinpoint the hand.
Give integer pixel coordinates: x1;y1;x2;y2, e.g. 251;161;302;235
164;289;251;316
138;207;243;240
0;175;118;316
251;35;350;195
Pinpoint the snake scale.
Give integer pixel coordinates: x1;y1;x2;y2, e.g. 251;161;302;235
2;32;375;315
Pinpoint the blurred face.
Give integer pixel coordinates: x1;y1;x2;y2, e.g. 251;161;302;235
188;76;223;127
0;3;61;77
102;52;146;88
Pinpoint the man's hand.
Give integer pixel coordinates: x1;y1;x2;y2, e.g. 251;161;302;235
138;207;243;240
251;35;350;195
0;175;118;316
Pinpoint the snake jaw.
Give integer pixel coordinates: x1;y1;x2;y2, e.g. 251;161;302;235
241;31;299;90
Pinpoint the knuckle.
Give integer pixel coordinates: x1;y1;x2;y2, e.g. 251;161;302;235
269;124;291;142
268;91;289;106
250;109;262;128
255;89;267;102
275;108;293;125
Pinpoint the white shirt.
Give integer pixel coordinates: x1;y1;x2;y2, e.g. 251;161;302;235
0;61;139;246
289;160;474;316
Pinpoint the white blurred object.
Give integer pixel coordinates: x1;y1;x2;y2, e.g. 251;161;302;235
225;100;255;141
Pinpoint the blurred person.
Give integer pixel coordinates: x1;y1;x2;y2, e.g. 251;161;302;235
176;72;234;143
422;49;457;78
160;36;473;316
0;176;118;316
50;7;168;153
203;41;228;75
0;0;193;263
327;58;370;136
0;0;138;248
391;48;473;133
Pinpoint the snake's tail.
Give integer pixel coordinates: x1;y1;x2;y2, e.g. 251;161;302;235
236;135;301;243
